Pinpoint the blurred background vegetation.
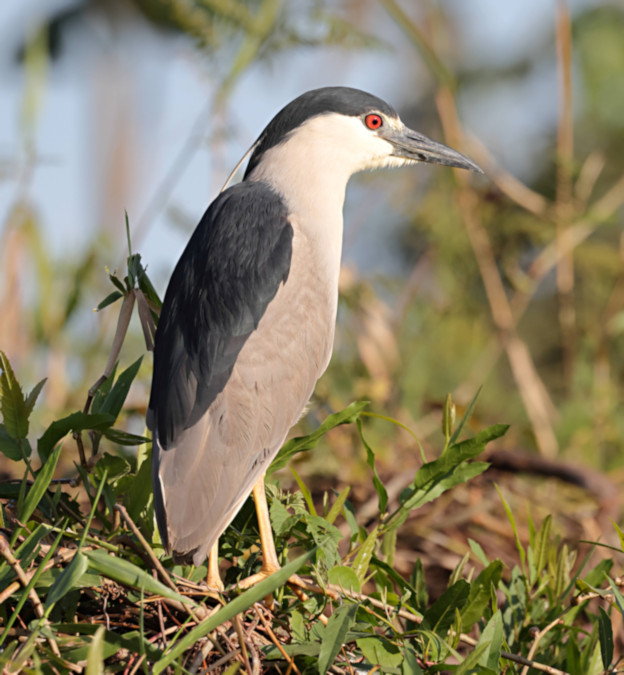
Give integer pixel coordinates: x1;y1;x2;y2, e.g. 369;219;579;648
1;0;624;597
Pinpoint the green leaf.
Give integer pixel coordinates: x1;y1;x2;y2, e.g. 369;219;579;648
19;444;61;522
137;267;163;311
38;411;114;462
461;560;503;632
269;498;298;537
598;606;613;669
358;419;388;513
402;647;424;674
84;549;196;607
495;484;526;573
325;486;350;525
102;427;150;446
24;379;46;418
397;462;489;519
109;272;127;293
449;386;482;445
0;351;28;439
422;580;470;636
318;603;358;674
606;577;624;616
478;610;503;670
269;401;368;474
0;424;25;460
291;468;317;516
454;643;495;675
327;566;361;593
97;356;143;420
533;515;552;582
86;626;105;675
53;623;161;660
352;526;379;584
96;290;123;312
45;552;88;609
153;549;315;674
357;636;403;669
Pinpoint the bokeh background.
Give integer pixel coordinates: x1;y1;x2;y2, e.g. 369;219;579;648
1;0;624;587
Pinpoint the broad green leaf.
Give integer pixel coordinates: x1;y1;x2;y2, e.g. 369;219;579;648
598;606;613;669
477;610;503;670
0;424;24;460
0;351;28;439
153;549;315;674
352;526;379;584
422;580;470;636
269;401;368;474
86;626;105;675
318;603;358;673
97;356;143;419
358;419;388;513
357;636;403;669
38;411;114;462
468;538;489;566
402;647;424;674
19;444;61;522
85;549;195;607
454;643;495;675
461;560;503;632
45;551;88;609
269;498;298;536
328;566;361;593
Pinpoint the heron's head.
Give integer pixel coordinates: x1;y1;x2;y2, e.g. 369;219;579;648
244;86;482;182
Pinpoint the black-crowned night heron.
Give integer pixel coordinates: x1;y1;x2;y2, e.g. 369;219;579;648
147;86;481;589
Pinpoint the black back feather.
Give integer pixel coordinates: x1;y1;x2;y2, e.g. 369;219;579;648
147;181;292;449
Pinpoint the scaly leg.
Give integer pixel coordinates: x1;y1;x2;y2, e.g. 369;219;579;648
237;477;280;589
237;476;338;599
206;540;224;591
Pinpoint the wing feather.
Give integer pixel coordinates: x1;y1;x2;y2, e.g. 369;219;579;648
147;181;293;556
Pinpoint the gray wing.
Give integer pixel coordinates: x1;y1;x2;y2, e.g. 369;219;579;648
147;181;296;561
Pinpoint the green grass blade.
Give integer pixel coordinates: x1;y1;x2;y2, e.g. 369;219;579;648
19;443;61;522
84;548;196;607
153;548;315;674
449;386;482;445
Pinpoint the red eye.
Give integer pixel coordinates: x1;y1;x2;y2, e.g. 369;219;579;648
365;113;383;130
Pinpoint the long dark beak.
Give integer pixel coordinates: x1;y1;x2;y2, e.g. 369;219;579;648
385;126;483;173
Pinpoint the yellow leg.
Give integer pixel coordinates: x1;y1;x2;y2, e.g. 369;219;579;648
237;476;280;589
237;476;338;600
206;540;224;591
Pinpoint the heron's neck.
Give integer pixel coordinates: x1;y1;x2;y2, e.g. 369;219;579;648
247;153;352;282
